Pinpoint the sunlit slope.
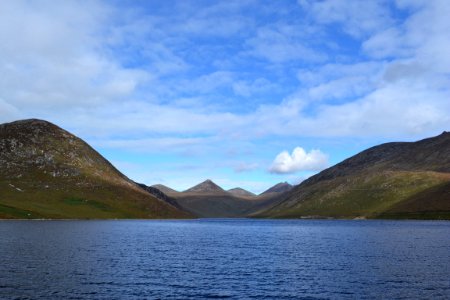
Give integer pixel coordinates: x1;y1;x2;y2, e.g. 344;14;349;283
258;132;450;219
0;119;191;219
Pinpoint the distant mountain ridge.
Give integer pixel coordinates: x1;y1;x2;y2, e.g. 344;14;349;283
184;179;225;194
151;180;291;218
151;184;179;195
228;187;256;197
258;132;450;219
261;182;293;194
0;119;191;219
4;119;446;220
137;183;184;211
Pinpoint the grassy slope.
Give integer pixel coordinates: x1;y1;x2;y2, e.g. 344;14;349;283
0;119;191;219
0;171;191;219
378;181;450;219
259;171;450;219
257;132;450;219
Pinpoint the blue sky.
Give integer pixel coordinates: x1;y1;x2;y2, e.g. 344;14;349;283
1;0;449;193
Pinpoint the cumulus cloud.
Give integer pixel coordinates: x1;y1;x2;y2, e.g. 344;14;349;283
1;0;450;191
2;0;448;143
269;147;329;174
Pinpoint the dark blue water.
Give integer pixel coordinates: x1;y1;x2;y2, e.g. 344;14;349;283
0;219;449;299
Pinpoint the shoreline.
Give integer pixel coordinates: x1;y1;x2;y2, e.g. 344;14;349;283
1;217;449;222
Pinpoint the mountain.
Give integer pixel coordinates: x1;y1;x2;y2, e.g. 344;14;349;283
257;132;450;219
176;179;241;217
0;119;191;219
261;182;293;194
151;184;179;195
244;182;294;217
137;183;183;211
164;180;281;217
184;179;225;194
228;188;256;197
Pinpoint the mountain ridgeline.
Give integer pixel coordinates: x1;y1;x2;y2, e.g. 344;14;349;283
151;180;291;218
257;132;450;219
0;119;191;219
1;118;449;219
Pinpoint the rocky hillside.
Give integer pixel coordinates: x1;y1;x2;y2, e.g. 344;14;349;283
0;119;191;219
137;183;183;211
258;132;450;219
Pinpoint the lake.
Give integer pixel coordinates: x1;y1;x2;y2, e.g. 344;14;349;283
0;219;449;299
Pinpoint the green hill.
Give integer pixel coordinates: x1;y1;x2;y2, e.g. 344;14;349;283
257;132;450;219
0;119;191;219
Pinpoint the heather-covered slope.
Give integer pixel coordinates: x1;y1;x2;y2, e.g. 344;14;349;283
0;119;191;219
258;132;450;219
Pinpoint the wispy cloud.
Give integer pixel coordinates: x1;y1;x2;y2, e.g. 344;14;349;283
1;0;449;191
233;162;259;173
245;23;326;63
298;0;394;37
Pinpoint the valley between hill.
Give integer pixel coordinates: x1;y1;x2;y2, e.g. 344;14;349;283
1;119;449;219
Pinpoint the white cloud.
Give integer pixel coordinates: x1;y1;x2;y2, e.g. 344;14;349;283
298;62;383;86
269;147;329;174
1;0;449;193
169;0;255;37
298;0;393;37
0;0;449;171
177;71;235;94
363;27;411;58
246;23;325;63
232;78;274;97
0;0;150;114
93;137;207;151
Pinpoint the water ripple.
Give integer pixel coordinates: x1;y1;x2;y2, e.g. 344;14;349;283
0;219;449;299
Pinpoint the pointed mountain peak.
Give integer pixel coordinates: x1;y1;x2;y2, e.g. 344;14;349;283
261;182;293;195
184;179;225;193
228;187;256;197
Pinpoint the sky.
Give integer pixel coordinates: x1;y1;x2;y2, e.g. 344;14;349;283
1;0;449;193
